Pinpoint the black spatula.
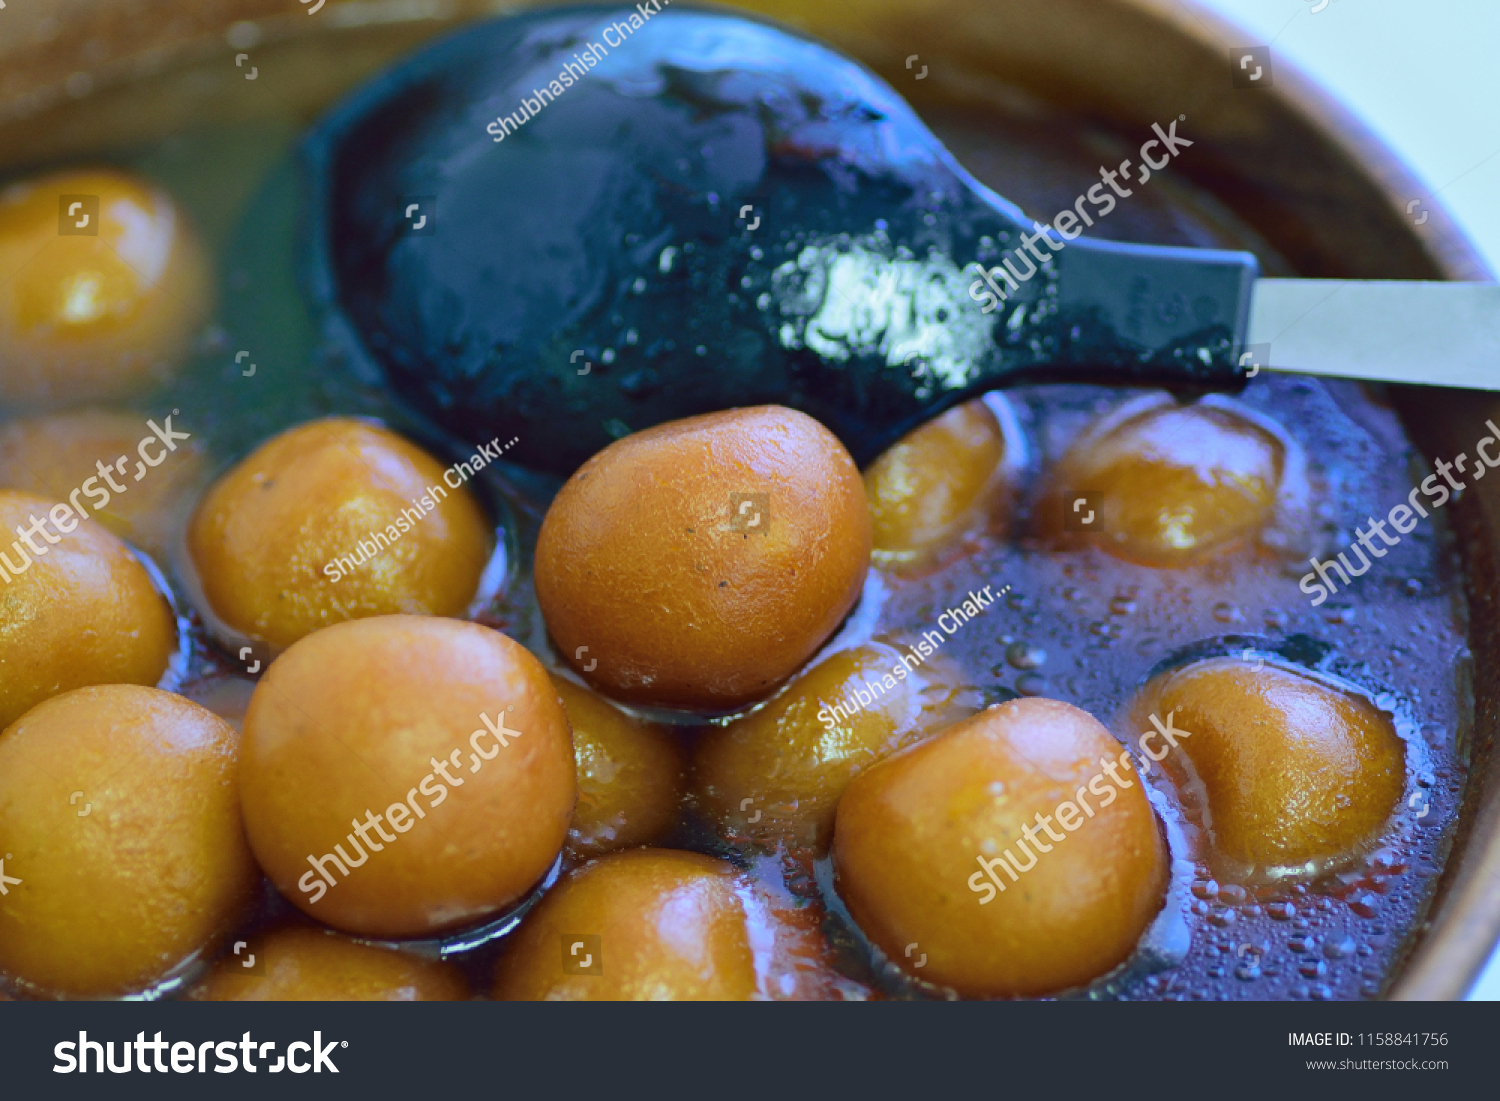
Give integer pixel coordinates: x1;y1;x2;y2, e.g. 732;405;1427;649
300;5;1495;476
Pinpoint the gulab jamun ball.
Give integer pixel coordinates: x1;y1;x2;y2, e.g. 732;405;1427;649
833;698;1167;998
534;406;871;711
1041;400;1283;566
492;849;757;1001
1133;658;1405;875
864;398;1008;565
0;408;206;561
0;488;176;730
0;686;257;997
189;926;469;1001
693;642;955;850
552;674;686;856
0;168;211;405
188;417;492;650
238;615;575;938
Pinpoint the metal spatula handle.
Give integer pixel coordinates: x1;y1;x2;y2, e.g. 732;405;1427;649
1248;279;1500;390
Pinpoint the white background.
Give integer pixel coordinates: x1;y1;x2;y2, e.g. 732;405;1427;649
1192;0;1500;999
1193;0;1500;276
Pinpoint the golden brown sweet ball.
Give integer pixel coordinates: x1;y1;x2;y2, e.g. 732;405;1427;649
1133;658;1404;875
0;489;175;731
492;849;757;1001
0;408;205;561
534;406;871;711
834;698;1167;998
864;399;1007;566
240;616;575;939
1040;400;1282;566
188;417;491;651
0;686;257;997
0;168;211;405
552;674;685;856
693;643;957;850
189;926;469;1001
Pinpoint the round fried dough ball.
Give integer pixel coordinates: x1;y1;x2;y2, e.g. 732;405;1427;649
239;616;575;938
535;406;871;711
0;686;257;997
552;675;685;856
693;643;947;850
188;417;491;650
834;698;1167;998
864;399;1007;564
189;926;468;1001
492;849;756;1001
1042;401;1282;565
0;168;211;405
0;489;175;731
0;408;205;560
1135;658;1404;873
